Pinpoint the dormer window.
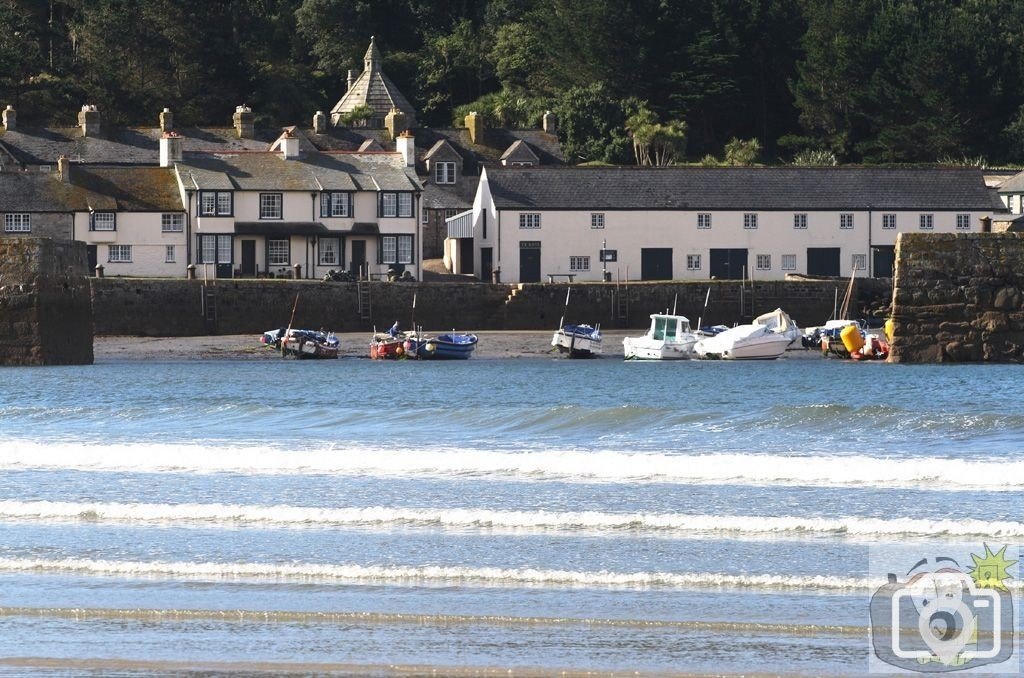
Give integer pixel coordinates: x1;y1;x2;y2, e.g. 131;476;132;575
90;212;116;231
434;161;456;184
199;190;233;216
509;161;534;167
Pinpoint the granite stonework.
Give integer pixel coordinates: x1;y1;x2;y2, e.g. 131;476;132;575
890;233;1024;363
89;277;884;337
0;238;93;365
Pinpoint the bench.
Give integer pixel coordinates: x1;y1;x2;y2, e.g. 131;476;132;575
547;274;576;283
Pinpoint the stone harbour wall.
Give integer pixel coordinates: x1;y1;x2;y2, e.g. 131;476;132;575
90;276;889;337
890;233;1024;362
0;238;93;365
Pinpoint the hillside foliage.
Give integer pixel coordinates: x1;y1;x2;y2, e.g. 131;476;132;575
3;0;1024;165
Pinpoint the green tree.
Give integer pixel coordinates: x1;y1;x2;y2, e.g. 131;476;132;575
0;1;45;105
553;82;637;164
723;137;761;166
625;105;687;166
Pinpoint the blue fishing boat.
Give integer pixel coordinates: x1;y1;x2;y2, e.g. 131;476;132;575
411;332;479;360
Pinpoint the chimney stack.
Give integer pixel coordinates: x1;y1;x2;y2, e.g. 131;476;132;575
160;107;174;133
543;110;557;135
465;111;484;145
347;69;355;92
160;131;183;167
2;105;15;131
233;105;254;139
58;155;70;183
396;130;415;168
313;110;327;134
385;108;408;139
280;129;300;159
79;104;100;137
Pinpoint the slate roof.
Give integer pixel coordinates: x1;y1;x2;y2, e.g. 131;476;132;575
0;172;101;212
71;167;183;211
422;179;478;211
0;126;278;166
483;167;998;211
996;170;1024;193
329;37;417;127
176;150;420;193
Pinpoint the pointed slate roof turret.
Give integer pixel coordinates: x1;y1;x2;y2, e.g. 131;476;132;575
330;36;417;130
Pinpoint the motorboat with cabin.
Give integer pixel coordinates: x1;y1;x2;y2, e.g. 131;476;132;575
623;313;699;360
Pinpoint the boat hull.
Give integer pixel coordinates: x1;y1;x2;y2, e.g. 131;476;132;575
370;335;406;360
622;337;696;360
552;330;602;358
694;328;791;360
416;334;478;360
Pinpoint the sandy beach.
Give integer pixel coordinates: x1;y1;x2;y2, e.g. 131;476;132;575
93;330;638;361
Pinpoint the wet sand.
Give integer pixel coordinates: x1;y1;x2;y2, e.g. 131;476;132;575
93;330;636;362
94;331;821;362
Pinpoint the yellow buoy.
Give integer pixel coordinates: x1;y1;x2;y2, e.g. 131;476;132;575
840;324;864;354
884;318;894;342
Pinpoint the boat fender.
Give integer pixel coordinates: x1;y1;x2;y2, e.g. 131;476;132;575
425;342;436;352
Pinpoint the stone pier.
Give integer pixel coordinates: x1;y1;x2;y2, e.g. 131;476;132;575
890;232;1024;362
0;238;93;365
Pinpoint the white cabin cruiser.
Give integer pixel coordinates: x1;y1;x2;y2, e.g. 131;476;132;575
693;309;799;360
623;314;699;360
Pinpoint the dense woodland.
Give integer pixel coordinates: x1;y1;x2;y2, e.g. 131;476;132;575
3;0;1024;166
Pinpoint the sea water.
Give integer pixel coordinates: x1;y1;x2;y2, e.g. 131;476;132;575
0;357;1022;675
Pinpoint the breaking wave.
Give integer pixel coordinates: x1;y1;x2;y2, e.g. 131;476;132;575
0;556;877;591
1;500;1021;539
0;440;1021;490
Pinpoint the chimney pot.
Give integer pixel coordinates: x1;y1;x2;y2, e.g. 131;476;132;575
58;155;71;182
465;111;484;145
543;110;557;135
78;104;101;137
313;110;327;134
159;107;174;133
385;107;408;139
233;105;255;139
396;130;415;168
2;104;15;131
160;131;183;167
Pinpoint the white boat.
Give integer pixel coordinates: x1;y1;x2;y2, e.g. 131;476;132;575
752;308;802;347
693;321;794;360
551;323;602;358
623;314;699;360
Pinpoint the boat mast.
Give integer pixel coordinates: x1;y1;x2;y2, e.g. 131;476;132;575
558;287;571;331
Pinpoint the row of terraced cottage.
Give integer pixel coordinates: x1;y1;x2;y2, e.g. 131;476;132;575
1;38;1021;284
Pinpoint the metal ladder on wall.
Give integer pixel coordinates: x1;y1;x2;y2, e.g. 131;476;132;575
357;279;372;321
614;278;629;322
201;264;217;324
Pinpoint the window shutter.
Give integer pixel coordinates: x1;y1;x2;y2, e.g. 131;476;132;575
320;193;328;218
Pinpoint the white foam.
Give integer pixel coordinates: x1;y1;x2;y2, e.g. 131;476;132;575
1;500;1021;539
0;556;876;591
0;440;1021;490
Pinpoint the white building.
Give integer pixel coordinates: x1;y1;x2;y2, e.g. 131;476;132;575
454;166;1001;282
169;130;422;280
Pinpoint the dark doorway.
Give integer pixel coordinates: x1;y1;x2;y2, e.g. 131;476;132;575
519;242;541;282
87;245;97;273
807;247;841;277
709;248;748;280
641;248;673;280
480;247;493;283
459;238;475;276
350;239;366;276
872;246;895;278
240;239;256;276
